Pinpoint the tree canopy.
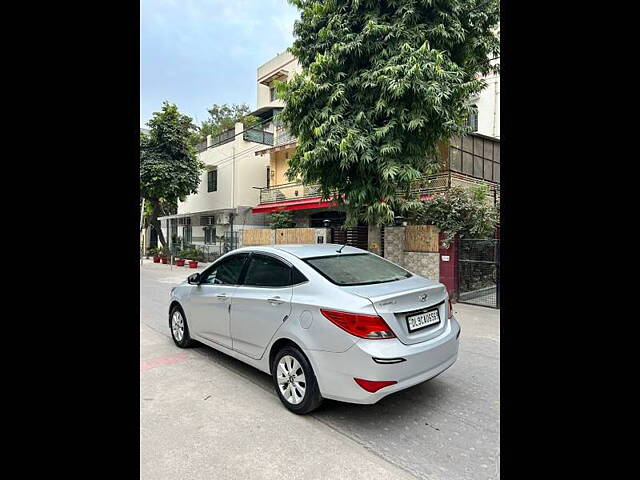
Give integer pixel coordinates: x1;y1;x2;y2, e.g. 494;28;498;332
279;0;500;226
140;101;204;246
193;103;261;145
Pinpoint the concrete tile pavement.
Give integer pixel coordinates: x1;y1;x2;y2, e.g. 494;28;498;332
140;321;416;480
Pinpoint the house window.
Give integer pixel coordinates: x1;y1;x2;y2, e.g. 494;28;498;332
204;226;215;245
270;86;277;102
207;169;217;192
466;105;478;132
183;226;192;245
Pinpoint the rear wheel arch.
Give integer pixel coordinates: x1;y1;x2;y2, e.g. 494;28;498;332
269;338;309;375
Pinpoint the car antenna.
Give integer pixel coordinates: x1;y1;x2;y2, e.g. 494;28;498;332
336;243;347;253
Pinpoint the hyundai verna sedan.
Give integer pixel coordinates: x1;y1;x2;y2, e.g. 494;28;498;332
169;244;460;414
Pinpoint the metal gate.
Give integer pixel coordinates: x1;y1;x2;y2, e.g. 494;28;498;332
223;231;239;253
457;238;500;308
331;226;368;250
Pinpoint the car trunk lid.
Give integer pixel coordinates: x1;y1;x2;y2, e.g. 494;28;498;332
343;275;448;345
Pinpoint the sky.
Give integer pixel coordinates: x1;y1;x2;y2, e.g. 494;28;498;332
140;0;299;128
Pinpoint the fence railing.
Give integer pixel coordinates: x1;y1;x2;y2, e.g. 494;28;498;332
143;231;240;263
258;181;320;204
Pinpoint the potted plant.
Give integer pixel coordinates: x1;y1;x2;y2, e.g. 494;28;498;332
180;247;199;268
160;246;171;264
149;247;161;263
175;249;186;267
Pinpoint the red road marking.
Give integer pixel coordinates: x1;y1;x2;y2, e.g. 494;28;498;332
140;353;188;372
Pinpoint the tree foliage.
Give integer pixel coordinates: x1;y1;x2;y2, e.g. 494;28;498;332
279;0;500;226
407;184;499;247
140;102;204;247
193;103;261;145
269;210;296;229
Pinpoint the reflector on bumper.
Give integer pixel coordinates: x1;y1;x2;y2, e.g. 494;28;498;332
353;378;397;393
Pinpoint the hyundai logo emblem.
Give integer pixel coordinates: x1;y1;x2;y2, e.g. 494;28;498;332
419;294;428;302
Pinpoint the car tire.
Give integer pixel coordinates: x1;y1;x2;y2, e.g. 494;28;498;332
272;345;323;414
169;304;194;348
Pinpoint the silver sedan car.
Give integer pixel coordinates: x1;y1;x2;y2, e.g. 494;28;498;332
169;244;460;414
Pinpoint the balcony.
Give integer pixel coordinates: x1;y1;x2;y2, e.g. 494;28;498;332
258;181;320;204
410;172;451;195
275;127;296;147
410;171;499;202
243;127;273;146
196;128;236;153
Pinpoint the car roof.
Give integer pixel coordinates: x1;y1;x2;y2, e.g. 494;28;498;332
234;243;367;259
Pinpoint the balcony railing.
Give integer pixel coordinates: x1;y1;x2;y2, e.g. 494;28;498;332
196;126;274;152
243;128;274;146
196;128;236;153
258;181;320;204
410;173;451;195
257;172;499;206
275;127;296;146
210;128;236;147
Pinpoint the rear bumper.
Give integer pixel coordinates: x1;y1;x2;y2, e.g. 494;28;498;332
309;316;460;404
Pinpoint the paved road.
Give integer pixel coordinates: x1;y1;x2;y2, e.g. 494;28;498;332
140;259;499;480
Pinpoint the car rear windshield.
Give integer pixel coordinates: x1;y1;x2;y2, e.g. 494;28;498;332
304;253;411;286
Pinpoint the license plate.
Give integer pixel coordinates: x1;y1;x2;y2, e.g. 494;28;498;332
406;308;440;332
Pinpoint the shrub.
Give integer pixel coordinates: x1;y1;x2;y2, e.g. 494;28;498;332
406;185;499;248
270;210;295;229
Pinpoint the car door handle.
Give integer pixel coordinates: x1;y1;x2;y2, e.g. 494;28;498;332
267;296;284;305
216;294;228;301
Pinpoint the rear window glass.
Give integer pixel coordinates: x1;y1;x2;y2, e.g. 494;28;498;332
304;253;411;286
243;254;292;287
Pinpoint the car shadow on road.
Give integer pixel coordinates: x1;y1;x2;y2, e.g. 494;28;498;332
314;376;456;422
191;339;458;427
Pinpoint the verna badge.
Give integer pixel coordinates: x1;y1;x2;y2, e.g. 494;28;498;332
419;294;428;302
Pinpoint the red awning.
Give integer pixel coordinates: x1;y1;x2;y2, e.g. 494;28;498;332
252;196;336;214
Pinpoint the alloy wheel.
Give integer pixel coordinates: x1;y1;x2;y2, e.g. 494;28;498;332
171;310;184;342
276;355;306;404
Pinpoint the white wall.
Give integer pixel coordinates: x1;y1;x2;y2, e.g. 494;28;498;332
256;51;301;110
178;123;271;216
473;60;500;138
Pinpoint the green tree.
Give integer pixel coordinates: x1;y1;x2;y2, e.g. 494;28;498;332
279;0;499;226
193;103;261;145
140;102;204;247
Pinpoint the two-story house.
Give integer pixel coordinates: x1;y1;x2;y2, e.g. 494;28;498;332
157;122;275;253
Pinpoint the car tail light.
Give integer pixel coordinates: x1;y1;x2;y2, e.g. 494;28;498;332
448;298;454;319
354;378;397;393
320;309;396;339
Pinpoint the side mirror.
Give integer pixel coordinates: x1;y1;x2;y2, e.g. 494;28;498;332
187;273;201;285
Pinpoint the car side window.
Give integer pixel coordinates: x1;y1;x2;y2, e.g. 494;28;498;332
200;253;248;285
242;254;293;287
